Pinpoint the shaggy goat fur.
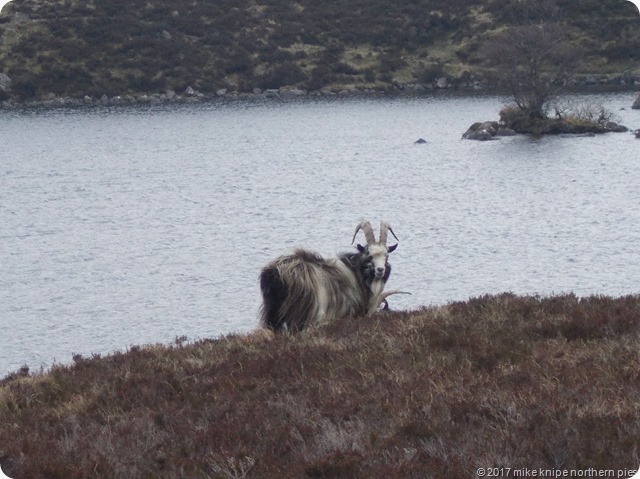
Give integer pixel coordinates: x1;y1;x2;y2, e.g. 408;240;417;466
259;222;398;331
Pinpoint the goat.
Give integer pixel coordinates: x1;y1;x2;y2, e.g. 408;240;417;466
259;221;402;332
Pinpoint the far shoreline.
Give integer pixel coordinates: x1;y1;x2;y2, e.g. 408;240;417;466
1;75;638;112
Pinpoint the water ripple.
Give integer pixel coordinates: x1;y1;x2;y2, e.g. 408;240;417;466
1;93;639;375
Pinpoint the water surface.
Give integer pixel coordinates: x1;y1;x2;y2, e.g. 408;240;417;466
1;93;639;376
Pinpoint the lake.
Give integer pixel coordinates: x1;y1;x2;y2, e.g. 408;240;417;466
1;93;639;377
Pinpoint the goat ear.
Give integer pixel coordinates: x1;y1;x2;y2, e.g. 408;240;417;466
356;244;366;253
387;243;398;253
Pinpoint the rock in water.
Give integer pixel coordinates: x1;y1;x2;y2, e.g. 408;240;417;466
462;121;499;141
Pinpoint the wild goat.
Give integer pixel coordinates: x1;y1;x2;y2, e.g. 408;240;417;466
259;221;402;331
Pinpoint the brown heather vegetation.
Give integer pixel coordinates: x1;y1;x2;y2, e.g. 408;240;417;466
1;293;640;478
0;0;638;102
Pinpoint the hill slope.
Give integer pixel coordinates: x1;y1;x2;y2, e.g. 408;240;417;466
0;0;638;103
1;293;639;478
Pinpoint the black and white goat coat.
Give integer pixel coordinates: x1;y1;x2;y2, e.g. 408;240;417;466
259;221;402;331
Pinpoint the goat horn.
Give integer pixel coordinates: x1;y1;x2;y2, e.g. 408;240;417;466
379;222;399;245
352;221;376;245
380;290;412;300
376;290;412;310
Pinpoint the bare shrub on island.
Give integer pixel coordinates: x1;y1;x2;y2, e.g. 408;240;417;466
468;21;630;138
482;22;580;122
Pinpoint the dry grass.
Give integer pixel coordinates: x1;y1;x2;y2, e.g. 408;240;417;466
1;293;639;478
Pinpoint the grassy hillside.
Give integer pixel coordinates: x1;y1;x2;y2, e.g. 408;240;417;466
1;293;639;478
0;0;638;102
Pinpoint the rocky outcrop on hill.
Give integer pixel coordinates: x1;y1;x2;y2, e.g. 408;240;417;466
0;73;11;92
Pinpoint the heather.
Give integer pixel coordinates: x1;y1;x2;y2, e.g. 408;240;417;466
1;293;639;478
0;0;638;102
